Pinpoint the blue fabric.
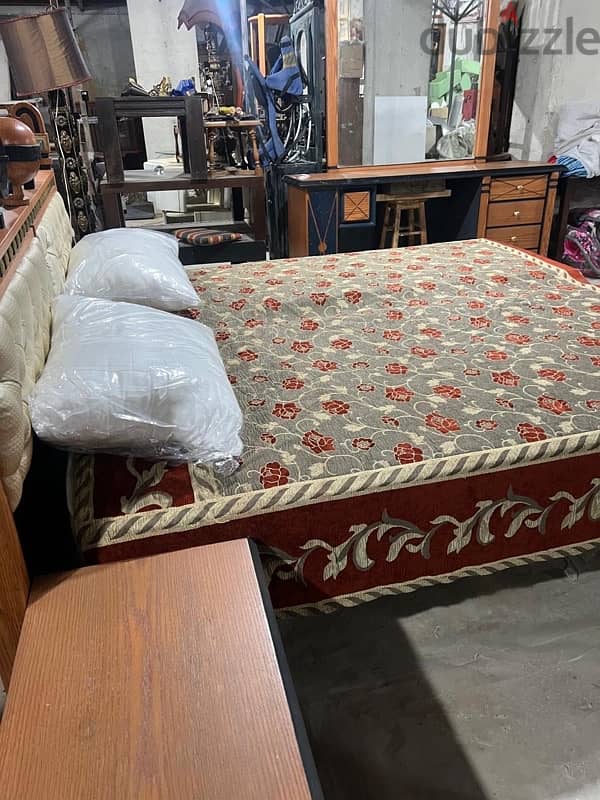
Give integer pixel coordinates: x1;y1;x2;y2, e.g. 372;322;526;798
244;56;285;162
265;37;303;98
557;155;588;177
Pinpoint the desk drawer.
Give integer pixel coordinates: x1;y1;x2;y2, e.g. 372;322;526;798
490;176;548;201
486;224;541;250
487;198;545;228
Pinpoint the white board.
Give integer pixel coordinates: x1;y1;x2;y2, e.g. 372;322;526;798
373;96;428;165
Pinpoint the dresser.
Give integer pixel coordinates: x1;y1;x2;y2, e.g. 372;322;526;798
286;161;561;258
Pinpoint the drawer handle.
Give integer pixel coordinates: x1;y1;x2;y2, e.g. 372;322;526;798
511;235;518;242
513;210;521;217
517;185;524;191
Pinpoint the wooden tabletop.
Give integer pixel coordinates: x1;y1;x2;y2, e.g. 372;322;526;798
0;541;317;799
101;168;264;194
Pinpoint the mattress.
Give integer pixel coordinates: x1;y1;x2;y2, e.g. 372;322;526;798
69;240;600;613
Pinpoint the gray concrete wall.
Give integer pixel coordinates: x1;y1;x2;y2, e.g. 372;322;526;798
362;0;432;164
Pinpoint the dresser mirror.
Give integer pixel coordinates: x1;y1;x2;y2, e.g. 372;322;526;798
333;0;493;166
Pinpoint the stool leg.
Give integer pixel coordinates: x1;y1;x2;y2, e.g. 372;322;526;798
380;203;391;249
392;204;402;248
419;202;428;245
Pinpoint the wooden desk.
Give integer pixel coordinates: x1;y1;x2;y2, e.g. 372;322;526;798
286;160;562;258
101;169;267;243
0;540;321;799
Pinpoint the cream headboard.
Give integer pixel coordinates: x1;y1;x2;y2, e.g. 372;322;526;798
0;185;73;511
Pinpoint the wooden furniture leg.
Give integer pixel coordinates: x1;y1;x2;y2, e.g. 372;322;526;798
252;180;267;242
380;203;391;248
418;201;428;244
101;190;125;229
392;202;401;248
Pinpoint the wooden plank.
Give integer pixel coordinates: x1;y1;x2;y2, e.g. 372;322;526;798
474;0;500;160
0;541;315;799
0;482;29;689
477;176;491;237
96;97;124;184
288;186;309;257
184;95;208;180
325;0;339;168
539;170;560;258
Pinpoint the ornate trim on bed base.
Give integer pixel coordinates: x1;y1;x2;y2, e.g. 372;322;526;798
275;536;600;617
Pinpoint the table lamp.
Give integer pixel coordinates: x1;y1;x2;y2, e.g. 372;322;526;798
0;7;95;237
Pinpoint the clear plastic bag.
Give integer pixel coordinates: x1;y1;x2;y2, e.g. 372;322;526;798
30;296;243;468
65;228;199;312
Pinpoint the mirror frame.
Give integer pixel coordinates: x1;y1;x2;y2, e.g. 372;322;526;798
325;0;500;169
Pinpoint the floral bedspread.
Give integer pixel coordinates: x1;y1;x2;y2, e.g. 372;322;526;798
69;240;600;610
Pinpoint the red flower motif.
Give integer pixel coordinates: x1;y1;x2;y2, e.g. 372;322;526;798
272;402;301;420
382;416;401;427
468;301;486;310
409;298;429;307
591;304;600;313
460;276;476;285
215;331;230;342
310;292;329;306
476;419;497;431
239;349;258;362
244;318;263;329
248;398;265;407
470;317;491;329
425;412;460;435
529;270;546;280
517;423;547;443
385;386;415;403
561;354;579;362
344;290;362;305
228;374;238;385
464;368;481;377
537;394;572;415
496;398;514;409
180;308;201;320
505;333;531;345
230;299;247;311
302;430;336;455
316;280;332;288
418;281;437;291
331;338;353;350
253;375;269;383
538;368;566;382
357;383;375;392
591;356;600;367
272;337;286;345
301;319;319;331
260;433;277;444
352;361;370;369
486;290;505;298
291;340;313;354
578;336;600;347
313;359;337;372
322;400;350;416
411;346;437;358
421;328;442;339
491;275;509;284
265;278;283;286
552;306;574;317
434;385;462;399
282;377;304;390
507;315;530;325
264;297;281;311
385;363;408;375
492;370;520;387
383;330;404;341
393;442;424;464
351;437;375;451
260;462;290;489
240;287;255;295
586;400;600;410
386;310;404;320
386;283;404;294
545;293;562;300
485;350;508;361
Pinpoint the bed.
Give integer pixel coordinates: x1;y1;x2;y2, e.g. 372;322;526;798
65;237;600;613
1;176;599;615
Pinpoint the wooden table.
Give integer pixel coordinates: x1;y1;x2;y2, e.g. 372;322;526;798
100;169;267;243
0;540;322;799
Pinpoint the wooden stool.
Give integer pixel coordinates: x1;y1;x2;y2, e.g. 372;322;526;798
376;189;452;249
378;196;428;248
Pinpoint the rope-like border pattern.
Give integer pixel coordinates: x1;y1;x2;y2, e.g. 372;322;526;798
0;176;54;279
275;535;600;617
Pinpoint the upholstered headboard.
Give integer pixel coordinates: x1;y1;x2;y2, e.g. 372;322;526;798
0;175;73;511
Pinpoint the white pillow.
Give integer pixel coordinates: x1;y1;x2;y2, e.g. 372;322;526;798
30;296;243;471
65;228;199;312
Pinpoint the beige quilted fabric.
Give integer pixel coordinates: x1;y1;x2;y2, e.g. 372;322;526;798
0;195;73;510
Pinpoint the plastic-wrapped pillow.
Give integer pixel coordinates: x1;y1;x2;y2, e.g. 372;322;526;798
65;228;199;312
30;296;243;472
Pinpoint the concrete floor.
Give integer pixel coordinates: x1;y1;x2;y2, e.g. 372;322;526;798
280;552;600;800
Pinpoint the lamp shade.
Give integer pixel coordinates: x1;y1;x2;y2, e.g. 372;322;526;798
0;9;91;97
